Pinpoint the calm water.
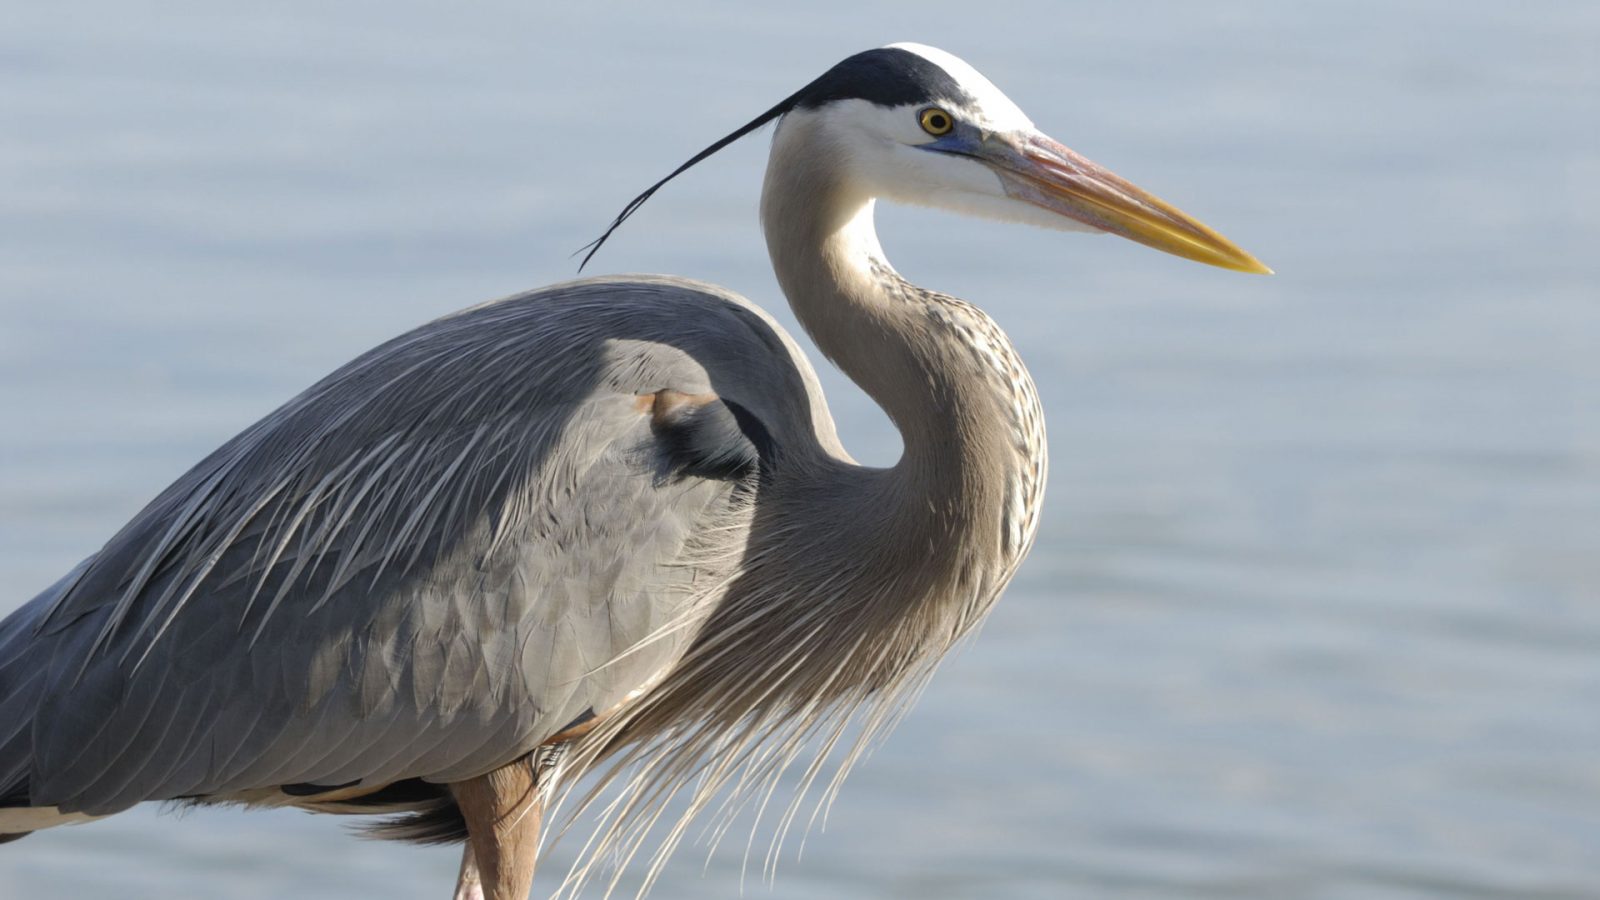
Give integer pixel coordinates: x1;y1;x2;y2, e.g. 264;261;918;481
2;2;1598;897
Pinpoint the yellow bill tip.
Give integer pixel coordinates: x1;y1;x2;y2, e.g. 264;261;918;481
1217;249;1274;276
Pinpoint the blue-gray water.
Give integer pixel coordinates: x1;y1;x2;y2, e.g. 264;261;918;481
2;2;1597;897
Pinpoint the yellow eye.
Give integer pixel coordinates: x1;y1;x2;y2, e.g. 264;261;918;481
918;107;954;136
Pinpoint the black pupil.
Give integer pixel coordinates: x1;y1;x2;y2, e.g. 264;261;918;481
930;113;947;129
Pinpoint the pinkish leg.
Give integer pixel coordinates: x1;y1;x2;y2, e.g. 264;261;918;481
450;758;541;900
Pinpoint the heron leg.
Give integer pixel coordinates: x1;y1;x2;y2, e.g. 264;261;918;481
452;842;485;900
451;756;541;900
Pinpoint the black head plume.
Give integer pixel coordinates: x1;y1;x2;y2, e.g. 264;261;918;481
576;47;963;270
575;87;805;271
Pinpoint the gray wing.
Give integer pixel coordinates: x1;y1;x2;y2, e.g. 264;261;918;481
0;275;835;816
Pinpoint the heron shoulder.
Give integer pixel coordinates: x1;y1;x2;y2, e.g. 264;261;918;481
460;274;852;464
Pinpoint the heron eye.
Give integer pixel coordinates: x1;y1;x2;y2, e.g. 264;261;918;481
918;107;954;136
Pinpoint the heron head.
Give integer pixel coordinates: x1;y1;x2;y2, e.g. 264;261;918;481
582;43;1269;275
776;43;1270;274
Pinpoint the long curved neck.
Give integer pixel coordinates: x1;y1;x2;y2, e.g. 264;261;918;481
764;193;957;465
759;118;1046;625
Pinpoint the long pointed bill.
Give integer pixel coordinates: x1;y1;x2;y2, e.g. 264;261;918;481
990;132;1272;274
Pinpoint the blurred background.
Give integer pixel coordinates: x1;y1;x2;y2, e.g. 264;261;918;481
1;2;1597;897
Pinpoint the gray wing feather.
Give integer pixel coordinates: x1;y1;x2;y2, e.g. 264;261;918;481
0;276;831;816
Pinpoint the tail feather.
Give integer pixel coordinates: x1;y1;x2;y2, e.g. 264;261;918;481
359;795;469;845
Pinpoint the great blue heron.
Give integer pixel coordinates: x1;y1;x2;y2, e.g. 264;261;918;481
0;43;1268;899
